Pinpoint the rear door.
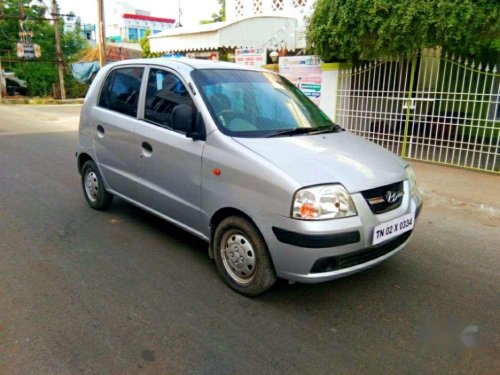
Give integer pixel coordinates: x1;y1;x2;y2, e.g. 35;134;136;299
92;66;144;200
134;67;205;233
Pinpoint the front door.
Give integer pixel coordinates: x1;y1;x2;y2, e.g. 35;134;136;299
134;67;205;233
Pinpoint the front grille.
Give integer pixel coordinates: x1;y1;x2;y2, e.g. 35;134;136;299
361;181;404;214
310;230;412;274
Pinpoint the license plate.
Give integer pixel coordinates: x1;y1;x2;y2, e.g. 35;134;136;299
372;213;414;245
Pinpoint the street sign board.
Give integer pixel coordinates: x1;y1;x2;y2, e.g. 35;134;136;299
235;48;267;67
279;55;323;106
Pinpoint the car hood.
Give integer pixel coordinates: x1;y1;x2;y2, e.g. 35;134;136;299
233;131;407;193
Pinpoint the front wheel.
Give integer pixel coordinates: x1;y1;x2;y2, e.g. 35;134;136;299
213;216;276;296
81;160;113;210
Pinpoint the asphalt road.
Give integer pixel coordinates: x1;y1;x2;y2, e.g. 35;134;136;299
0;105;499;374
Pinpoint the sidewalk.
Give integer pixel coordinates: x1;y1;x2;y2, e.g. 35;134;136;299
409;160;500;217
0;98;84;105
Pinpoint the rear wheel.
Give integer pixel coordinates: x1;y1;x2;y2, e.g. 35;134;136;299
214;216;276;296
81;160;113;210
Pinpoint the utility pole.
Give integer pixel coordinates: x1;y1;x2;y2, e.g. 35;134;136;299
51;0;66;100
97;0;106;67
177;0;182;27
0;58;4;101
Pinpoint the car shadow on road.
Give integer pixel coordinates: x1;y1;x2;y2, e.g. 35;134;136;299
104;196;407;304
106;197;210;254
266;262;398;299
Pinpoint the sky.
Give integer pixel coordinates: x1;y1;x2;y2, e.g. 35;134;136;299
56;0;220;27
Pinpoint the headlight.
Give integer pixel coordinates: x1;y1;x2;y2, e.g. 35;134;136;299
292;184;357;220
405;166;418;196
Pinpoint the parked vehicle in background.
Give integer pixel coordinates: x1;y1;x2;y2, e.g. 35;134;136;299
76;58;423;296
4;72;28;96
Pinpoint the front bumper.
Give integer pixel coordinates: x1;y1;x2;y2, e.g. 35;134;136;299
256;181;422;283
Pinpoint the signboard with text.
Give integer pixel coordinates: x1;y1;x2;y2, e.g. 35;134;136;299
278;55;322;105
235;48;267;67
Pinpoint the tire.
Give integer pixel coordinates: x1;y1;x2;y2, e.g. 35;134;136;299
213;216;277;296
81;160;113;210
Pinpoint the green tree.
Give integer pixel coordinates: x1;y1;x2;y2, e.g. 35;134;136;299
139;29;161;58
0;0;87;97
200;0;226;24
306;0;500;62
0;0;47;54
140;29;152;57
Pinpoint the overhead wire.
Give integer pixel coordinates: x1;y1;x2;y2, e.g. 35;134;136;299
0;21;19;42
0;0;19;42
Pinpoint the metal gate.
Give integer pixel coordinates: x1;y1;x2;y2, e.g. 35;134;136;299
336;50;499;173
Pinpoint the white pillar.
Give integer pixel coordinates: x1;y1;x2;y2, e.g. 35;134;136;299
319;63;349;121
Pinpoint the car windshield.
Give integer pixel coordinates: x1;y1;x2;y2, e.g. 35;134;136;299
191;69;340;138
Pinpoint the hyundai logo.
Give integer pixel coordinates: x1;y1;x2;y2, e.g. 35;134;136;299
385;190;403;203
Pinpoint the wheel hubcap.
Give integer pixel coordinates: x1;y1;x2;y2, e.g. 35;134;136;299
221;232;256;284
84;170;99;202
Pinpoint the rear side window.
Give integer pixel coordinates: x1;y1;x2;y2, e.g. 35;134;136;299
144;68;195;128
99;67;144;117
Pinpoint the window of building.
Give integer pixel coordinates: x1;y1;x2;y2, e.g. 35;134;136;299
128;28;138;41
144;69;195;130
99;67;144;117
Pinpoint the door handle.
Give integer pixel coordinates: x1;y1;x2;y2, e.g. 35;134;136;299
96;125;105;137
141;141;153;157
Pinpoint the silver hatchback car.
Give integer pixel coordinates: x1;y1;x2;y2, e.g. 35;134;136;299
77;58;422;295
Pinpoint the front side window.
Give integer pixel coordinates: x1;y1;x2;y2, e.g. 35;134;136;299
191;69;337;138
98;67;144;117
144;68;195;129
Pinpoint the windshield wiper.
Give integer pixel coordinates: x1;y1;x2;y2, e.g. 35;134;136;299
308;124;344;135
266;124;344;138
266;127;316;138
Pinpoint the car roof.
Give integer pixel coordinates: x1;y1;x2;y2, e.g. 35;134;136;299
108;57;266;72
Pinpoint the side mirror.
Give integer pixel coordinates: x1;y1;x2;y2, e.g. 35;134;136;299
171;104;194;133
186;110;206;141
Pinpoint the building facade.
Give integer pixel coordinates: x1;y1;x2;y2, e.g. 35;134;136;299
106;1;175;42
63;15;81;34
63;15;96;44
226;0;315;20
225;0;316;48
